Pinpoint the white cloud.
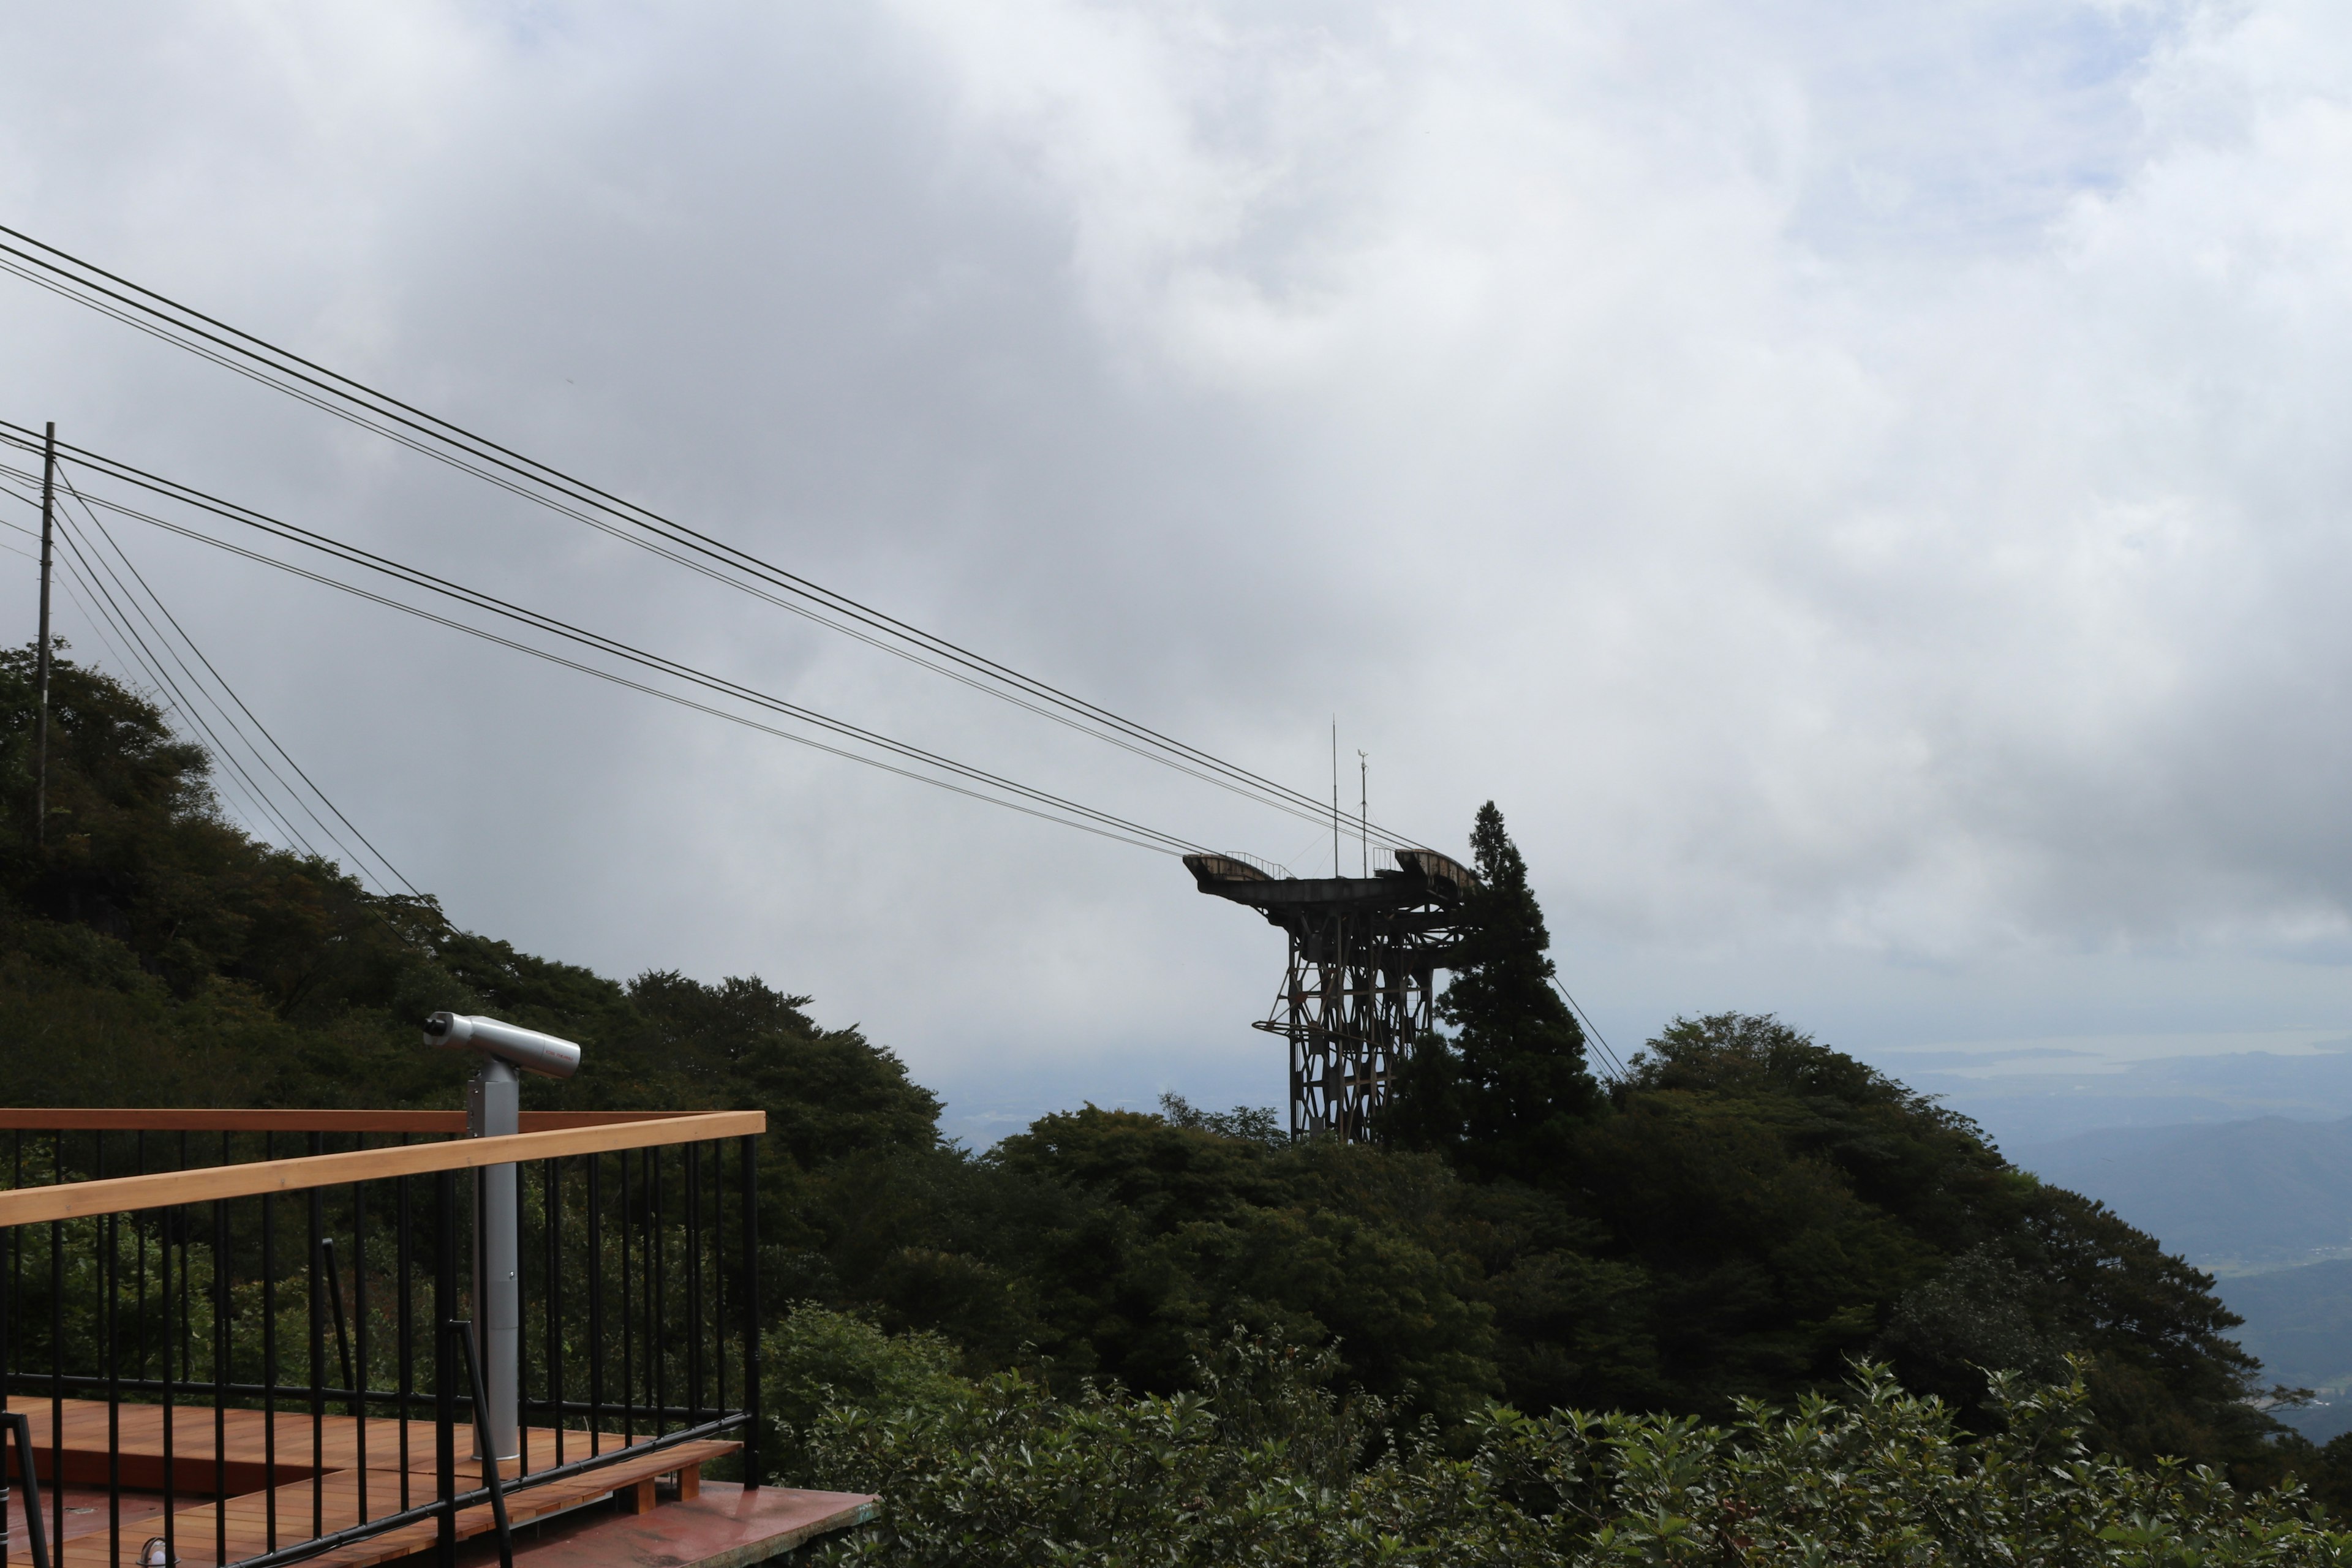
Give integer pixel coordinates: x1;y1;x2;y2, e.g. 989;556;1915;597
2;0;2350;1133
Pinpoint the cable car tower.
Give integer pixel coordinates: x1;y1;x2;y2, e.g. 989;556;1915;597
1185;847;1479;1140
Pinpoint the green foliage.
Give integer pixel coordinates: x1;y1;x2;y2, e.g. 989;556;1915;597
0;654;2310;1516
764;1305;974;1482
1387;801;1602;1177
803;1341;2352;1567
0;649;939;1164
1545;1011;2283;1480
784;1107;1502;1423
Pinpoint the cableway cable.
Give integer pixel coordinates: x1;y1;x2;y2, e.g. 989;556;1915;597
0;434;1202;857
8;443;1634;1053
1551;974;1628;1082
0;225;1435;854
15;442;1206;857
0;427;1227;854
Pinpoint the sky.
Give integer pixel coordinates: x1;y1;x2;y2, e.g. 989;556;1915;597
3;1;2351;1149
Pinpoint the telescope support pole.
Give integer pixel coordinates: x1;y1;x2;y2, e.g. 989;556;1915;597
467;1059;521;1461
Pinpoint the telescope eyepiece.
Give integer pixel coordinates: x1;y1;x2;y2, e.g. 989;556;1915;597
422;1012;452;1039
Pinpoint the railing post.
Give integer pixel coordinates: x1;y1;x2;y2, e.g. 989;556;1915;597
159;1204;176;1568
214;1190;232;1568
450;1321;513;1568
740;1134;760;1489
587;1155;603;1457
434;1170;458;1568
0;1193;9;1568
49;1137;62;1568
309;1163;326;1542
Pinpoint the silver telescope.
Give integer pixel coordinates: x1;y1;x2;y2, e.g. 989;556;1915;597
421;1011;586;1462
423;1012;582;1079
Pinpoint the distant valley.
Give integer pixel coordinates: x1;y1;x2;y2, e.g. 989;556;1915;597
2016;1116;2352;1441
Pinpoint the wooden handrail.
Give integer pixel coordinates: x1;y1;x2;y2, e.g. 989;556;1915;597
0;1110;766;1227
0;1109;712;1133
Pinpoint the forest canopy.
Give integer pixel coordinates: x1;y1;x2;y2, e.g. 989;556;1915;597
4;647;2345;1542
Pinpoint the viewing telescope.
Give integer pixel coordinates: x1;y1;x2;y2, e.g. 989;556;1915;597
421;1011;585;1461
423;1011;582;1079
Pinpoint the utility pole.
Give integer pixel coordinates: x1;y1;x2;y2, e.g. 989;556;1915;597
1330;720;1340;876
34;422;55;846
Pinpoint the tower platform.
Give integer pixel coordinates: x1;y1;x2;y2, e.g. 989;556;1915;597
1185;848;1479;1139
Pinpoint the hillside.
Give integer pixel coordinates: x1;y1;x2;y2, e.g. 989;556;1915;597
0;647;2313;1490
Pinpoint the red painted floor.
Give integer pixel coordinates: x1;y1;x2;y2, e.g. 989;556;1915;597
3;1479;872;1567
440;1482;875;1567
6;1483;174;1551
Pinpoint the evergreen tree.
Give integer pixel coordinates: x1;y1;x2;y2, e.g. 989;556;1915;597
1387;802;1601;1180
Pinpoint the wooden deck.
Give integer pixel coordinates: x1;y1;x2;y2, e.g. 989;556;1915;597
3;1398;739;1567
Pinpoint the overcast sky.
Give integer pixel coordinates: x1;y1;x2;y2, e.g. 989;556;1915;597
3;1;2349;1147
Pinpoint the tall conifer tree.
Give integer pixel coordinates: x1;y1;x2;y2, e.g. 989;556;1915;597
1386;801;1602;1179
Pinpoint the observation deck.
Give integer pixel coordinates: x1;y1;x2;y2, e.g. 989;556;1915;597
0;1109;872;1567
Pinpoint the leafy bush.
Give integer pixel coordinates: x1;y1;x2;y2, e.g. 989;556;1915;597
765;1305;974;1480
802;1340;2352;1567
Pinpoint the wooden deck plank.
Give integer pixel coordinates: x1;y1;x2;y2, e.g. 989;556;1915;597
14;1403;742;1568
8;1400;660;1483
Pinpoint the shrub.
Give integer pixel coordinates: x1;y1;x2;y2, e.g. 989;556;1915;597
802;1340;2352;1567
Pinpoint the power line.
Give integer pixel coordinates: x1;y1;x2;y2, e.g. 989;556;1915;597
0;510;151;683
2;471;356;864
47;506;333;861
0;224;1437;854
0;432;1208;857
53;464;421;895
52;483;350;869
30;500;308;852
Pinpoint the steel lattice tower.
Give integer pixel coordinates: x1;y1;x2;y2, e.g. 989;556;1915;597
1185;848;1479;1140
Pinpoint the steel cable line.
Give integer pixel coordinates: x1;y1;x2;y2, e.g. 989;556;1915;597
2;470;352;866
12;450;1635;1061
9;442;1207;857
53;464;422;895
1550;975;1628;1081
0;439;1202;857
0;225;1434;853
32;502;320;855
0;507;150;684
0;428;1225;855
49;508;339;863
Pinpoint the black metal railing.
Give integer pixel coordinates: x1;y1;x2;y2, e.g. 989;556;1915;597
0;1112;764;1568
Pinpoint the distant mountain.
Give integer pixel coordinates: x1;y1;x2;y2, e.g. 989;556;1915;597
1902;1044;2352;1152
2013;1115;2352;1272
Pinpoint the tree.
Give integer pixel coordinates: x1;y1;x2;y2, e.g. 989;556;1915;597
1387;802;1602;1182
